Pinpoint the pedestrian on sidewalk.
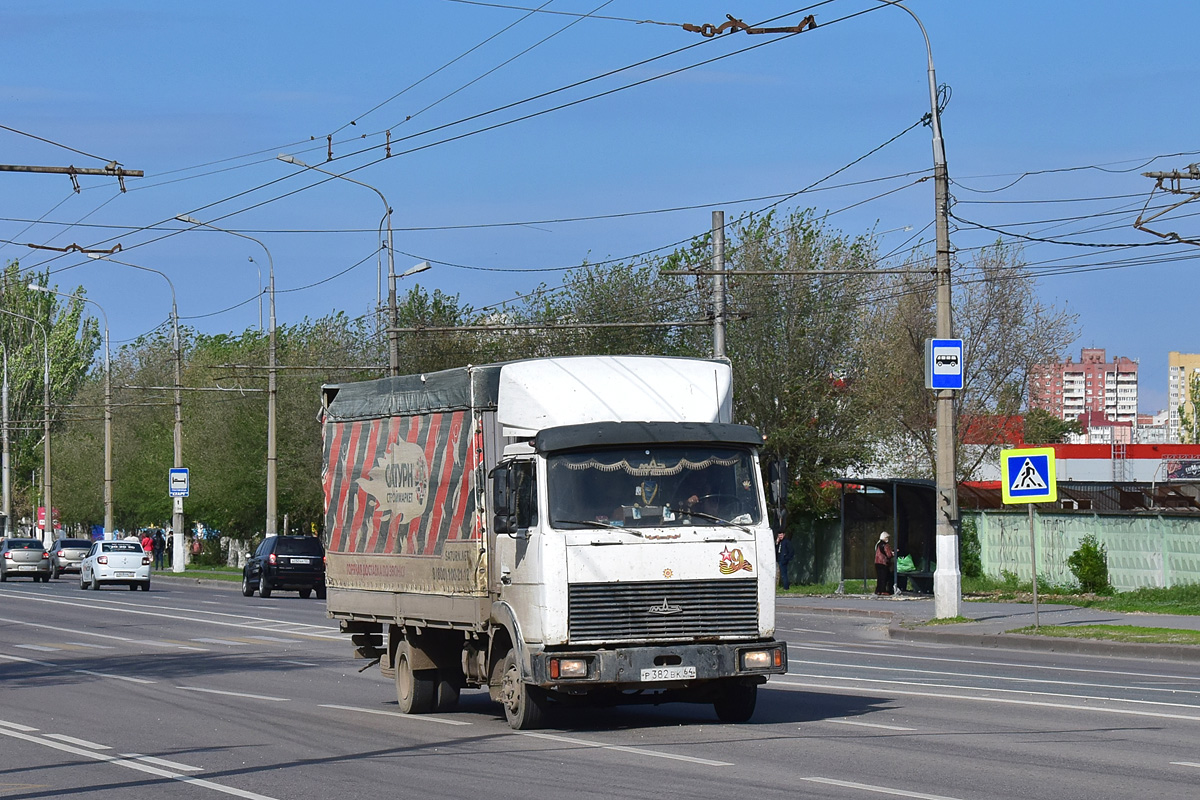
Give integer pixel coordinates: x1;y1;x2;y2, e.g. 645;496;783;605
776;532;794;591
874;531;894;595
152;529;166;570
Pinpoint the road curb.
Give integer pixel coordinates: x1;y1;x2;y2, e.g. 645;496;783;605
152;572;241;590
888;620;1200;663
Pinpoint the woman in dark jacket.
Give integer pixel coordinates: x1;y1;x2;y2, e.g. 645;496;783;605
874;531;894;595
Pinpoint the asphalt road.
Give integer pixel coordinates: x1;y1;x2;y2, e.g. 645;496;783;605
3;577;1199;800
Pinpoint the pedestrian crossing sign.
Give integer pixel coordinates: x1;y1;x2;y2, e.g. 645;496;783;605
1000;447;1057;504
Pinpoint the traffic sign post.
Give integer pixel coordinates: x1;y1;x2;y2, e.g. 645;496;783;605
1000;447;1058;627
925;338;964;390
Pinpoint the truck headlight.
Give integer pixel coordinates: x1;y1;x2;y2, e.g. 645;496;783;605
741;648;781;670
549;658;589;679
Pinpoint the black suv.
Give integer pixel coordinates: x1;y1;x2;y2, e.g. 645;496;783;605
242;535;326;599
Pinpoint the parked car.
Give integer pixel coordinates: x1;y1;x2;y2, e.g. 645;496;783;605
49;537;94;579
79;540;151;591
242;535;326;599
0;538;51;582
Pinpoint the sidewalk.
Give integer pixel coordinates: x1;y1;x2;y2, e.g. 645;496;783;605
778;592;1200;663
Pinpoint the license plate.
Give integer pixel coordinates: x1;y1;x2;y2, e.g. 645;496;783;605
640;666;696;682
18;565;36;571
290;558;310;565
114;571;134;577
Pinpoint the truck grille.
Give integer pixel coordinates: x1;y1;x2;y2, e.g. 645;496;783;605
568;579;759;643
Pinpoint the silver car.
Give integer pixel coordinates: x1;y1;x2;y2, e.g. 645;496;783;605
49;537;94;579
79;540;151;591
0;538;51;582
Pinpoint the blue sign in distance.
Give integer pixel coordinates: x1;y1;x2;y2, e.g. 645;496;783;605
925;338;964;390
169;467;190;498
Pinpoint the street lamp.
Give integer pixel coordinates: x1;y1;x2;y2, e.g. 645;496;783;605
275;153;400;376
0;308;51;545
174;215;278;539
876;0;960;618
2;343;9;531
29;285;113;539
87;253;185;569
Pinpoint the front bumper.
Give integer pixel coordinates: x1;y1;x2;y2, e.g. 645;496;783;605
527;640;786;690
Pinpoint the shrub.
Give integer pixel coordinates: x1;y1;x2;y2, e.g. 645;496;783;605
1066;533;1112;594
959;515;983;578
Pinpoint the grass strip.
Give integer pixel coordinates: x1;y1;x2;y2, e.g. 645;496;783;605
1010;624;1200;645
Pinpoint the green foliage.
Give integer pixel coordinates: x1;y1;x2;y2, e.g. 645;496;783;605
1066;533;1112;594
959;514;983;578
1022;407;1081;444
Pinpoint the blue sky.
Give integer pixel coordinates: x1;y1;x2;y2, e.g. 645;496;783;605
2;1;1197;412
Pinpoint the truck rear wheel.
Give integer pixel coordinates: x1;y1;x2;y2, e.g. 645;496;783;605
500;650;547;730
713;680;757;723
395;651;436;714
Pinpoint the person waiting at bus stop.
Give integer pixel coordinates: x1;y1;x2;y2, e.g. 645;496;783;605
874;531;894;595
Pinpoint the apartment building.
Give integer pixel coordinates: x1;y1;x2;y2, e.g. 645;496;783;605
1167;352;1200;442
1030;348;1139;425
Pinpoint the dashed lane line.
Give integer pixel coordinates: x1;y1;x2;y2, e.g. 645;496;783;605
516;731;733;767
44;733;111;750
178;687;289;702
825;718;916;731
122;753;204;772
0;722;280;800
801;776;964;800
318;704;471;726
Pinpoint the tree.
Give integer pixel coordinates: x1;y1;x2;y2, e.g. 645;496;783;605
1023;407;1081;444
1178;371;1200;444
0;261;99;528
859;241;1078;479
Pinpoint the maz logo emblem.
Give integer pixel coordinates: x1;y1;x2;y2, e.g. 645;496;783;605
647;598;683;616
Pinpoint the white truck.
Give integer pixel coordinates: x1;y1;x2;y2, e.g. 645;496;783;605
320;355;787;729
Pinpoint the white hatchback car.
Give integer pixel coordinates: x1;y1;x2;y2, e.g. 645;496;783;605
80;540;151;591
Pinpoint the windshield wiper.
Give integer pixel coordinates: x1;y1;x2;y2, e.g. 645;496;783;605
677;509;752;534
554;519;645;537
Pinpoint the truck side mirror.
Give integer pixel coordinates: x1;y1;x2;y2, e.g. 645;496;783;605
490;465;516;534
768;459;789;508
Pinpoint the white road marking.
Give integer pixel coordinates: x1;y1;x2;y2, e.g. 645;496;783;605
788;641;1200;685
826;718;916;731
319;704;471;726
0;719;39;732
517;731;733;767
122;753;204;771
64;642;116;649
178;686;289;702
790;655;1200;699
245;636;301;643
802;776;964;799
0;589;342;639
44;733;111;750
772;679;1200;722
191;638;251;646
15;644;60;652
0;653;57;667
133;640;209;651
1171;761;1200;769
75;669;156;684
784;670;1200;714
0;724;282;800
281;660;318;666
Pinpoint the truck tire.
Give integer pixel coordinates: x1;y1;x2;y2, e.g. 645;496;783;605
395;652;436;714
500;649;547;730
713;680;757;723
435;672;462;712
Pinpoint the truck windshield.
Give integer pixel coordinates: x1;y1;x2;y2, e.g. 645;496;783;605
547;445;762;529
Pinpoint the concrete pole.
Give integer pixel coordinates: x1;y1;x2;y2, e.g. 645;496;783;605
879;0;961;618
712;211;727;359
172;296;184;565
2;347;9;529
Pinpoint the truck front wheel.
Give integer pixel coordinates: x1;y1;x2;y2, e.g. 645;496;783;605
500;650;547;730
713;680;757;723
396;651;436;714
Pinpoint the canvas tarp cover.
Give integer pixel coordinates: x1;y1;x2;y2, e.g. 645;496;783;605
322;364;502;422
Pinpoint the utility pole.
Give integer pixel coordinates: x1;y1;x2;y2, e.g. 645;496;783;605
2;347;9;533
1135;164;1200;246
712;211;727;359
